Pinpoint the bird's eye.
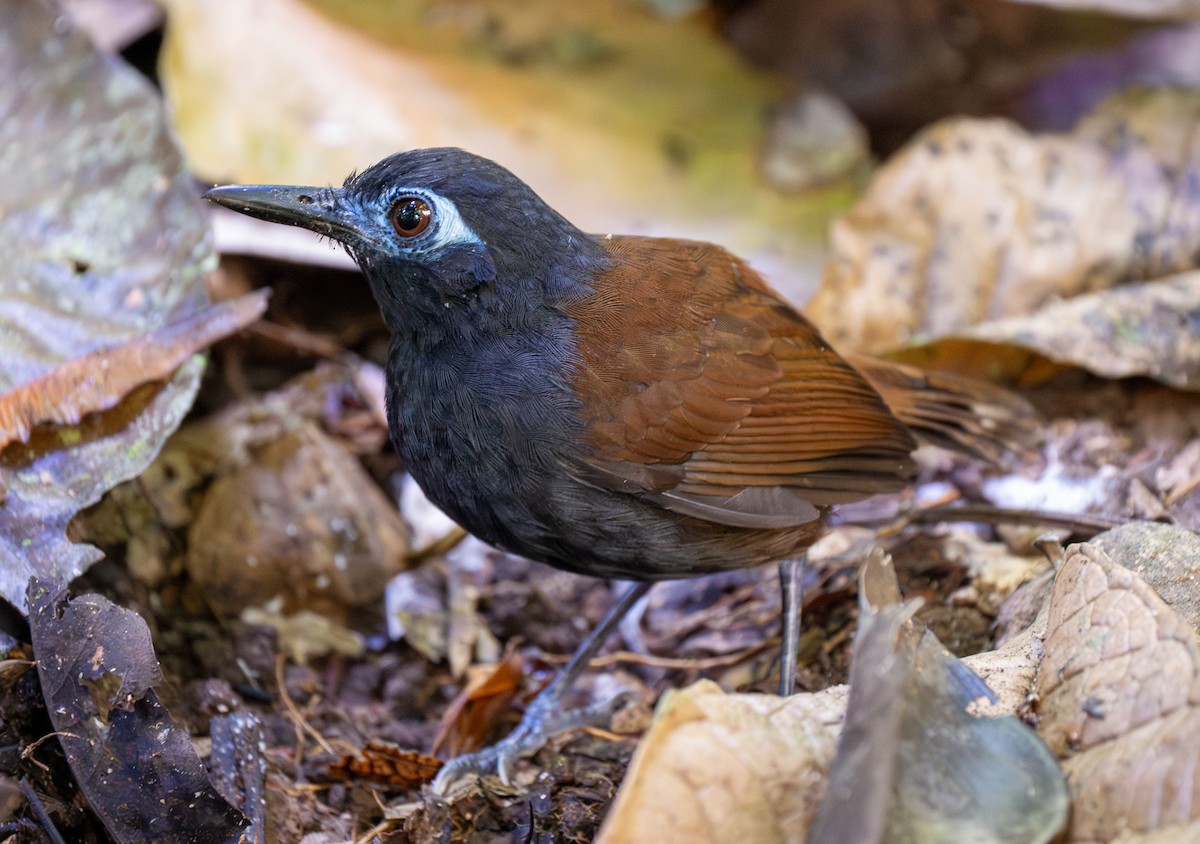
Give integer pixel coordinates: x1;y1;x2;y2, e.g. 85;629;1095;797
390;197;432;237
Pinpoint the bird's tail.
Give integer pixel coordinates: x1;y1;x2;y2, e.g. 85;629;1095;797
847;354;1038;463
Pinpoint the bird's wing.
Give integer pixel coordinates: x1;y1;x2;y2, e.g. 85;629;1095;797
561;236;916;529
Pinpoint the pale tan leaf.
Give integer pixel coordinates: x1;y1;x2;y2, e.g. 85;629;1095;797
596;680;846;844
238;607;365;664
162;0;840;302
1036;528;1200;842
808;89;1200;357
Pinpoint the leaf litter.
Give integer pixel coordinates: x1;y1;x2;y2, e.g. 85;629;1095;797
809;88;1200;392
0;0;262;613
600;552;1069;844
6;0;1200;842
27;579;248;843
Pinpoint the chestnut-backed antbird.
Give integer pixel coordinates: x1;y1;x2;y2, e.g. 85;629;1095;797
206;148;1030;792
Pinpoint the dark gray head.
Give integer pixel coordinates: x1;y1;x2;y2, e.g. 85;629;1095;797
205;148;607;332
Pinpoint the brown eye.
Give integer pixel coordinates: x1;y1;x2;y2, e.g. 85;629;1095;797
391;197;432;237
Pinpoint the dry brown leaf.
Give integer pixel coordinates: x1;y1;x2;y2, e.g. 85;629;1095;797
808;89;1200;356
1157;439;1200;507
1036;532;1200;842
79;363;392;597
327;740;442;789
431;648;526;759
0;292;266;449
900;270;1200;388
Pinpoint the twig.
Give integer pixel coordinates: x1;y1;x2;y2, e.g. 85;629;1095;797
21;732;80;773
407;526;469;563
274;655;335;757
248;320;348;361
543;640;771;671
19;778;67;844
348;819;395;844
840;502;1122;537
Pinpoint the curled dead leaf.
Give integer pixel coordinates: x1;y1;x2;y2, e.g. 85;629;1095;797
0;292;267;449
432;648;527;758
892;271;1200;389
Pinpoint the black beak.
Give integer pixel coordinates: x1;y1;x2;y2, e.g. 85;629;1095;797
204;184;366;246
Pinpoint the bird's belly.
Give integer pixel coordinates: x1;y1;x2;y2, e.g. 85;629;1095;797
392;361;823;581
411;459;824;581
524;478;826;580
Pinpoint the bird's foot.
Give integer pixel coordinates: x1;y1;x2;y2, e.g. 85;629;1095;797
431;687;628;795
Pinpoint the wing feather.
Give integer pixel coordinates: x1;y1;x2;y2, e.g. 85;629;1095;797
562;236;916;526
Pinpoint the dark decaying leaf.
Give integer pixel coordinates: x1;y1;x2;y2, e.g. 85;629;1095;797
809;551;1068;844
208;712;268;844
27;580;247;844
0;0;219;611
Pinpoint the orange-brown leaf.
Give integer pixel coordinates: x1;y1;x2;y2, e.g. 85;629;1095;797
431;648;526;758
0;291;267;449
327;740;443;789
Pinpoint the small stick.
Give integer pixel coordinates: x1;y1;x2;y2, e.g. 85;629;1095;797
841;503;1122;537
19;778;67;844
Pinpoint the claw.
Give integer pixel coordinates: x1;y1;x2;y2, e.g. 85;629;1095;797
430;691;630;794
429;583;653;795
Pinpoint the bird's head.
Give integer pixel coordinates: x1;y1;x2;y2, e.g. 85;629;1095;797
206;148;604;330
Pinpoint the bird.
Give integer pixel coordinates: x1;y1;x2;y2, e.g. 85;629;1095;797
205;147;1031;792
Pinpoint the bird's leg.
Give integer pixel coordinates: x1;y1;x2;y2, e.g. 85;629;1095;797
777;554;806;697
431;581;653;794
